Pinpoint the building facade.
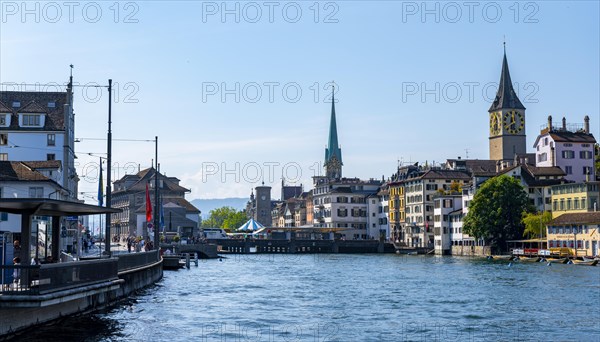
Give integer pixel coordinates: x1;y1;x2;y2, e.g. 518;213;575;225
111;167;197;240
533;115;596;183
0;82;78;201
550;181;600;218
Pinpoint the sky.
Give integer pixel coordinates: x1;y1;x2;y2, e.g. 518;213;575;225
1;1;599;202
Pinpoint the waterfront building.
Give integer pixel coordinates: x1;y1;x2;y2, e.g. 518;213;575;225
550;181;600;219
246;184;273;227
433;194;462;255
388;164;420;244
497;163;567;212
0;80;78;201
312;176;381;239
488;48;527;163
0;161;67;253
111;167;198;240
533;115;596;183
546;212;600;256
396;168;470;248
376;184;390;240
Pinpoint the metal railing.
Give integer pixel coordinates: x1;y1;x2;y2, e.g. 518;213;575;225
1;259;119;295
117;250;159;273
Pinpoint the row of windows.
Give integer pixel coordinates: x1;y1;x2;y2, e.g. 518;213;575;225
547;225;589;234
553;197;599;211
561;150;594;159
0;133;55;146
548;240;588;249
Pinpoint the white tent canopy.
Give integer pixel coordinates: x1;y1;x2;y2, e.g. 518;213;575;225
237;218;265;232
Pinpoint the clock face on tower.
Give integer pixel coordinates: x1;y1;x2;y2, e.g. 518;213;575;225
261;195;266;201
490;112;500;136
503;110;524;134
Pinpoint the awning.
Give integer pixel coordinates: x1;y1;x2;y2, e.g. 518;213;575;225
0;198;121;216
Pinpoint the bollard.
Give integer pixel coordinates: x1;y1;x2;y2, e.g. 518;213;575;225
194;252;199;267
186;253;190;269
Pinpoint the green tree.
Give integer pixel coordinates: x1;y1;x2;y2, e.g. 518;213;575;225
595;143;600;177
522;211;553;239
201;206;248;231
222;211;248;231
463;175;529;252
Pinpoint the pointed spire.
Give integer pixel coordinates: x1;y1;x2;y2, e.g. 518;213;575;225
325;85;342;165
488;45;525;112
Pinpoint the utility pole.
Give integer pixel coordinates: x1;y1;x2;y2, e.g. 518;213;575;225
154;136;159;250
105;79;112;255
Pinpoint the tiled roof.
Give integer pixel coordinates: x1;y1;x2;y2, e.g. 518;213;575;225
549;131;596;144
21;160;62;169
0;161;51;182
550;212;600;225
113;167;190;194
420;169;471;180
0;91;69;131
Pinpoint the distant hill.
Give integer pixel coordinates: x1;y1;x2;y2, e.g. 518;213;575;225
191;198;248;218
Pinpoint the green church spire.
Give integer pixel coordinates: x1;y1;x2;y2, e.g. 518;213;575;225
324;86;342;179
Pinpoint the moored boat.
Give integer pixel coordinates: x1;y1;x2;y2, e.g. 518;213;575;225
489;255;514;260
546;258;569;264
517;256;541;262
571;259;598;266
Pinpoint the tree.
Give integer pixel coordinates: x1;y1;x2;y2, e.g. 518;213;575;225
463;175;529;253
595;143;600;178
522;211;553;239
201;206;248;231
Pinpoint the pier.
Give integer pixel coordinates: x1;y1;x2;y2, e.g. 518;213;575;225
0;199;163;339
211;238;396;254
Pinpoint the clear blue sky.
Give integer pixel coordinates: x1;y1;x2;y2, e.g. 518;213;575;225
1;1;599;200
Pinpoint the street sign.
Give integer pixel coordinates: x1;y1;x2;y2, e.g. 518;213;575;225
66;216;79;221
147;223;153;229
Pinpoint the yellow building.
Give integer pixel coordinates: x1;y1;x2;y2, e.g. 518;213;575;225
547;212;600;257
550;182;599;218
388;183;405;242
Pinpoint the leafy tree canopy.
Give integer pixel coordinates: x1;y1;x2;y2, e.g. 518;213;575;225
522;211;553;239
463;175;529;252
201;206;247;231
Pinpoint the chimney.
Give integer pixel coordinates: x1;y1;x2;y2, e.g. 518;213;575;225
547;115;553;131
562;117;566;131
584;115;590;134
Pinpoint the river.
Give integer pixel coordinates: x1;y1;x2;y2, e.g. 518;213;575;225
22;254;600;341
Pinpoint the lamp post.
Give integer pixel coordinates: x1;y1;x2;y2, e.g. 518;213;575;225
105;79;112;255
153;136;159;251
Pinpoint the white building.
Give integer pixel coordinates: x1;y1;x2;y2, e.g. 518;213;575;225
0;161;67;234
0;83;78;200
534;115;596;183
433;195;462;255
312;177;381;240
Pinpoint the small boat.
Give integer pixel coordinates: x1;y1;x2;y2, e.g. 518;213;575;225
517;256;541;262
582;256;598;262
489;255;514;260
546;258;569;264
571;259;598;266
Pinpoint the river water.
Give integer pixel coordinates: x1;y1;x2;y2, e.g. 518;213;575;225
23;254;600;341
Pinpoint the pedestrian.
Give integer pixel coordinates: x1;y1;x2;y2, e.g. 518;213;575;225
11;257;21;289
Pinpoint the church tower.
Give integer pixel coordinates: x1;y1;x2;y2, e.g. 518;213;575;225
324;87;343;179
488;46;527;162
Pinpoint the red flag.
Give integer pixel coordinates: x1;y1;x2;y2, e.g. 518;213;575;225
146;183;152;222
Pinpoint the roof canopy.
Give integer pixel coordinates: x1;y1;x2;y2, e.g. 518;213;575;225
0;198;121;216
238;218;265;232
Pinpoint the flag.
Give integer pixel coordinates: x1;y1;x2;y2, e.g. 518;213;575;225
98;158;104;206
145;183;152;223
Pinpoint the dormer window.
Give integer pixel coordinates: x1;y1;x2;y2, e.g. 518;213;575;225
47;102;56;108
12;101;20;108
21;114;42;127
